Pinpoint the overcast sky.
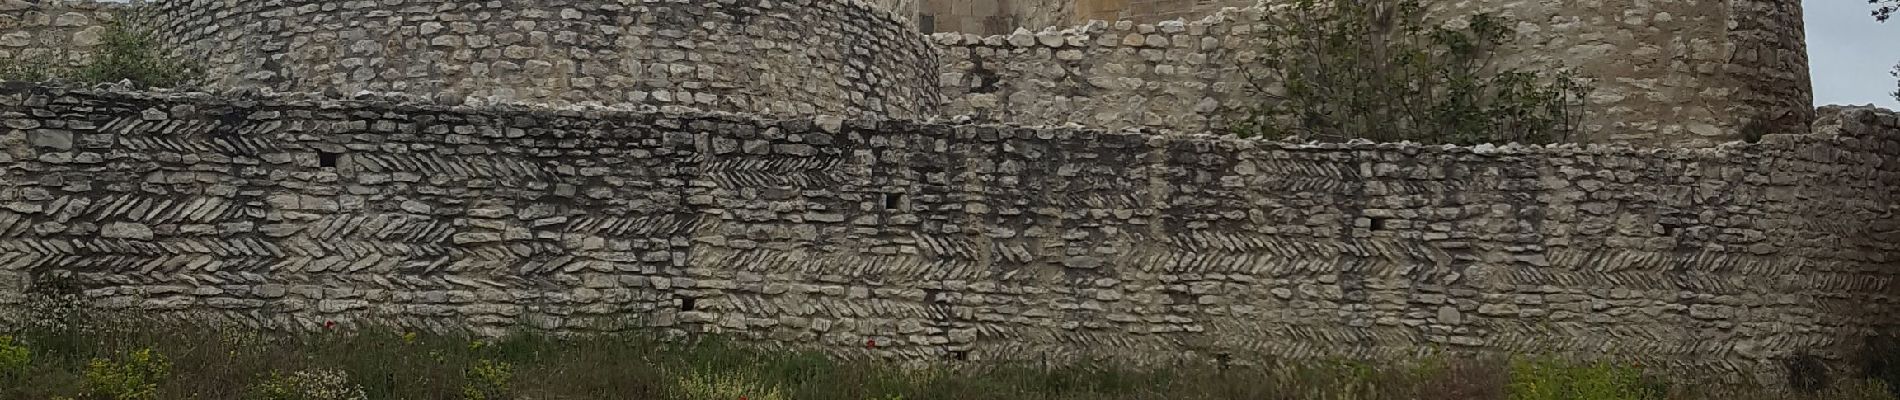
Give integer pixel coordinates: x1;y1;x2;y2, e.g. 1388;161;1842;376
1807;0;1900;108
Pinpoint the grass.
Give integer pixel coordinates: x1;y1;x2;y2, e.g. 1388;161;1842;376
0;313;1895;400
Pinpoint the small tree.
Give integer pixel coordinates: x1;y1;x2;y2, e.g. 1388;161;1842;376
72;9;197;88
1232;0;1588;145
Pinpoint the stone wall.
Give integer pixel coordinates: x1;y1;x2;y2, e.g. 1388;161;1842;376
2;84;1896;385
0;0;1813;147
915;0;1248;34
148;0;941;118
932;0;1813;146
866;0;921;23
0;0;122;69
915;0;1075;35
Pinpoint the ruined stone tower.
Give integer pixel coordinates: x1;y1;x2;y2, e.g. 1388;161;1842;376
917;0;1813;146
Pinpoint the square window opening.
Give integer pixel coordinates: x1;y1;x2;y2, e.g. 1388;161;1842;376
318;151;340;168
884;193;903;210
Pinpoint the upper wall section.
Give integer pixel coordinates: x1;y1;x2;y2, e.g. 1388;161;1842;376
865;0;920;23
0;0;124;67
931;0;1813;146
917;0;1247;35
0;0;1817;147
149;0;942;118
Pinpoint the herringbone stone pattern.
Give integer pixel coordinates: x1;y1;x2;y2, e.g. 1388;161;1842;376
1;86;1896;386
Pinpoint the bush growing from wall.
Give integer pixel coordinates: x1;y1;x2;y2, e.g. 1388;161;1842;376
0;53;72;83
0;8;197;88
71;10;197;88
1232;0;1588;144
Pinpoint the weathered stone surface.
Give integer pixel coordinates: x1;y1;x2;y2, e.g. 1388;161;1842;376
924;0;1810;146
5;0;1806;147
99;222;153;240
1437;305;1462;325
0;86;1890;388
0;2;118;71
27;129;71;150
143;0;941;119
0;0;1850;388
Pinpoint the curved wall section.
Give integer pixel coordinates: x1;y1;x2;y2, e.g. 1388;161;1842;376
152;0;941;118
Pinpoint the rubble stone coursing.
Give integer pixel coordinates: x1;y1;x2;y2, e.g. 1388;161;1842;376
0;0;124;69
912;0;1235;35
931;0;1813;147
0;84;1896;385
146;0;941;119
3;0;1811;147
912;0;1080;35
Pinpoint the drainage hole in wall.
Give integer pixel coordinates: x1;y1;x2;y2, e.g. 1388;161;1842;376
318;151;340;168
884;193;903;210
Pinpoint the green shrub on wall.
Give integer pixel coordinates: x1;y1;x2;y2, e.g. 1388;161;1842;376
0;8;197;88
72;10;197;88
0;54;72;83
1232;0;1588;145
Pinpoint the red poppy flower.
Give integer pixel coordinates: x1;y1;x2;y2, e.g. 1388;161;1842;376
865;339;876;349
324;320;337;329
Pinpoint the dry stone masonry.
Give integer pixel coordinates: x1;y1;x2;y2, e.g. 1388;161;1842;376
4;0;1813;147
912;0;1249;34
0;0;125;69
0;84;1896;386
930;0;1812;147
0;0;1886;389
149;0;941;119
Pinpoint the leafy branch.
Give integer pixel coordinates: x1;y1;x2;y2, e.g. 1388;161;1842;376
1231;0;1589;145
